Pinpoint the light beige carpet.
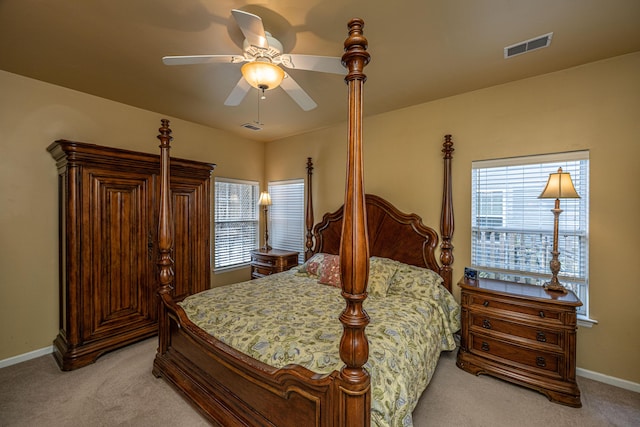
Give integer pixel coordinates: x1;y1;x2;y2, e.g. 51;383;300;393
417;350;639;427
0;338;638;426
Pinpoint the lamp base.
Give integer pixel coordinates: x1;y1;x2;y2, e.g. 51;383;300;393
260;244;272;252
543;281;568;294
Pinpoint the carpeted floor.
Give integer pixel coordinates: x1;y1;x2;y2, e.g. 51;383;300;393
0;338;638;426
417;351;639;427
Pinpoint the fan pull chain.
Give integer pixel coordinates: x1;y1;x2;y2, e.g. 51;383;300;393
254;88;264;126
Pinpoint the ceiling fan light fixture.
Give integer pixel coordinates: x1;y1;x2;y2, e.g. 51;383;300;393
241;61;285;91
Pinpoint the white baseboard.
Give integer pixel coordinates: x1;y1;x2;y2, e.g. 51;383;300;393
0;346;54;369
577;367;640;393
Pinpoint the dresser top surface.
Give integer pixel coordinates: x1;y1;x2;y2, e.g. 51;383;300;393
251;248;299;257
458;277;582;306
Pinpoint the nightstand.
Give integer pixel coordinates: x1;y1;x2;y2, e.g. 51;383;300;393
250;249;299;279
456;276;582;407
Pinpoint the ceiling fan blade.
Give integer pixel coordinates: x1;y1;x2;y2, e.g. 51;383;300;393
279;75;317;111
224;77;252;106
163;55;245;66
280;54;345;75
231;9;268;49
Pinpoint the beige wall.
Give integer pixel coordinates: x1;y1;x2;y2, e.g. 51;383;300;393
0;70;263;360
266;52;640;384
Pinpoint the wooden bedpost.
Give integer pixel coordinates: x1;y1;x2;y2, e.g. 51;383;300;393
157;119;174;354
338;18;371;427
305;157;314;261
439;135;455;291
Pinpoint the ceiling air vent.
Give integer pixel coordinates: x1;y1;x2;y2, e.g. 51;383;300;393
504;32;553;59
241;122;262;131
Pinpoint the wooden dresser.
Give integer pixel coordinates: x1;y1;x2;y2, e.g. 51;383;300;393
48;141;215;370
250;249;299;279
456;277;582;407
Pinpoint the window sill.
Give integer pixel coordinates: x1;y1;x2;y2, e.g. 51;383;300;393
577;316;598;328
213;263;250;274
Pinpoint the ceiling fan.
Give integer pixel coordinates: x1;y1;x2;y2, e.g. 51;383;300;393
162;9;345;111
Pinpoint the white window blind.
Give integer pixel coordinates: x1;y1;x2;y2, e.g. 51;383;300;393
214;178;259;270
269;180;305;263
471;151;590;316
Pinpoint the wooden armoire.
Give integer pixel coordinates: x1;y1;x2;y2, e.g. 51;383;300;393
48;141;215;370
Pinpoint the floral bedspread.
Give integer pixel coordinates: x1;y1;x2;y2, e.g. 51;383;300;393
179;258;460;427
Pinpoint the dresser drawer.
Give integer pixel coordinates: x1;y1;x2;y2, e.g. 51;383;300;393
469;333;562;378
469;313;561;348
252;254;276;267
251;265;273;278
469;294;563;324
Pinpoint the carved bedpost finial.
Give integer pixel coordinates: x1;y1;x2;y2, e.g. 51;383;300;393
440;135;455;290
342;18;370;83
158;119;172;144
442;134;454;159
305;157;315;261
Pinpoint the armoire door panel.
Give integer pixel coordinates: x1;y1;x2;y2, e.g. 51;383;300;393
173;191;191;300
171;179;211;300
84;170;155;342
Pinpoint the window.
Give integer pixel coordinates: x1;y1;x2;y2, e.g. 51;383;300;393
477;190;505;231
214;178;259;270
471;151;590;317
268;179;305;263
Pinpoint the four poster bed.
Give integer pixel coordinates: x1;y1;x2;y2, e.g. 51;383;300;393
153;19;458;427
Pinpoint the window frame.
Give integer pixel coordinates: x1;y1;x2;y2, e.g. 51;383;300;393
213;177;260;271
470;151;590;319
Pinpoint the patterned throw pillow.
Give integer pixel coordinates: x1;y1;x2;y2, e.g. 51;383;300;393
317;254;341;288
315;255;399;294
296;253;326;277
367;256;399;297
387;262;445;300
303;254;422;297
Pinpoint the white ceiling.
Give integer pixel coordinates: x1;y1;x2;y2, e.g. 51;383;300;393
1;0;639;142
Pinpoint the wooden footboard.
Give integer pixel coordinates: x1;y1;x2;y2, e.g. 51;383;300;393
153;295;342;426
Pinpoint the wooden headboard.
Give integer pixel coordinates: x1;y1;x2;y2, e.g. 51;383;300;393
304;136;455;292
314;194;439;268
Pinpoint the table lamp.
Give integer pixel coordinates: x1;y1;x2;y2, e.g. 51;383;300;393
538;167;580;293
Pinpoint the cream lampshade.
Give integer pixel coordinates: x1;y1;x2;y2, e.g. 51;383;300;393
258;191;272;207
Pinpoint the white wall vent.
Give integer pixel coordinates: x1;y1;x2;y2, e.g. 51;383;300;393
241;122;262;131
504;32;553;59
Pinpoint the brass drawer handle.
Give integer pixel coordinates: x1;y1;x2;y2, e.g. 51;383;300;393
536;332;547;342
482;319;492;329
539;311;545;318
536;356;546;367
483;300;490;307
481;342;490;352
